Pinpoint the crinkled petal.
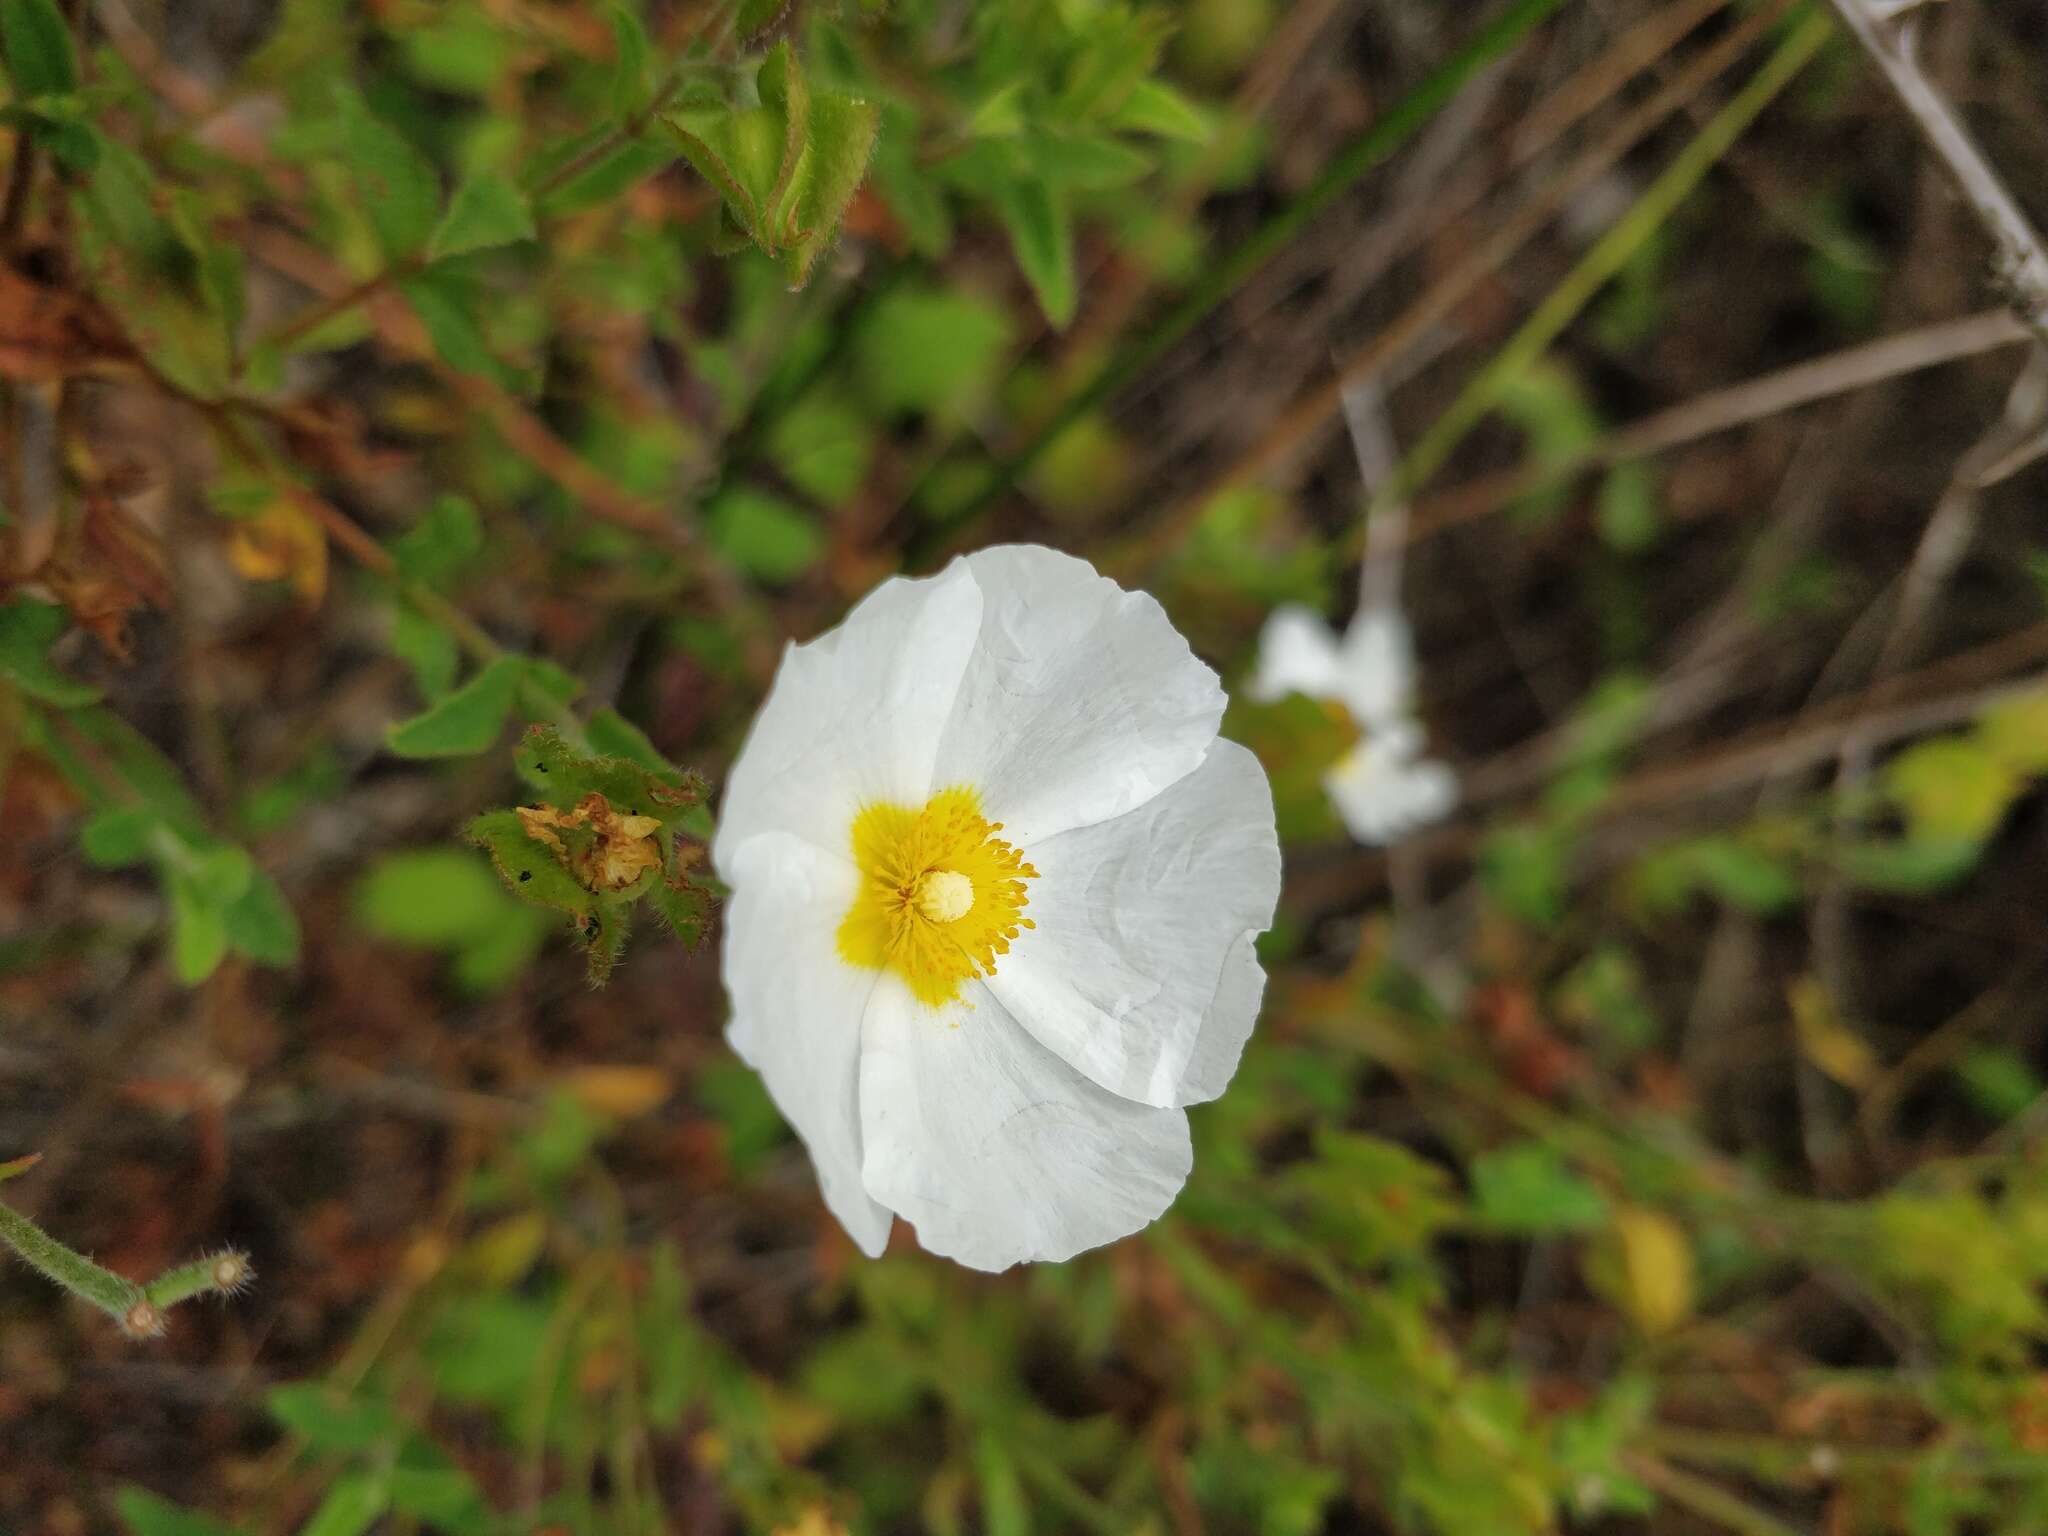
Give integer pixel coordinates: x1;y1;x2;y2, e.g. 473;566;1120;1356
858;976;1192;1272
929;545;1225;845
722;833;893;1256
1324;734;1458;846
986;741;1279;1108
1335;608;1418;728
1249;604;1346;705
714;562;983;870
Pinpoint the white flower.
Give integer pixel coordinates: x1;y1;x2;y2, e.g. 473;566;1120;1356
1249;603;1457;846
714;545;1281;1272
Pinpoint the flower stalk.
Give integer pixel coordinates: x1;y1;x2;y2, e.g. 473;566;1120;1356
0;1155;252;1338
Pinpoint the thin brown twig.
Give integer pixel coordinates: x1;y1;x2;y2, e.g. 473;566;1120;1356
1115;0;1794;569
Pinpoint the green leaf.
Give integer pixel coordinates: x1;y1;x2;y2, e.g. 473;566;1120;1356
223;871;301;967
733;0;789;38
852;285;1011;418
1953;1047;2042;1121
533;134;673;217
391;493;484;589
299;1473;389;1536
1832;836;1982;895
765;389;873;503
1470;1143;1609;1235
168;870;230;985
1110;79;1210;140
585;707;675;773
399;268;510;383
389;604;460;700
707;487;823;583
1681;836;1800;916
79;806;158;867
428;172;536;261
267;1384;404;1453
0;597;99;706
966;81;1029;139
608;3;655;114
0;0;76;98
353;848;518;949
385;656;524;758
114;1489;240;1536
991;177;1075;328
331;87;438;258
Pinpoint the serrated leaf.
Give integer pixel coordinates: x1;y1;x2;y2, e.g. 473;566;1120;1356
385;656;524;758
0;596;99;706
427;172;535;260
992;177;1074;328
647;875;711;947
0;0;76;98
1110;78;1209;140
512;724;702;823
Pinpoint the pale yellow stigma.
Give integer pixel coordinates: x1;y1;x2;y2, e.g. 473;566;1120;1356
915;868;975;924
836;787;1037;1008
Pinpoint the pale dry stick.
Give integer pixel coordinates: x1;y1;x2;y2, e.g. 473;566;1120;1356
1824;0;2048;345
1119;0;1794;570
1390;307;2031;554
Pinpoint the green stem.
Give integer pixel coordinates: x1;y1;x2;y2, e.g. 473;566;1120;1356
904;0;1575;558
1374;8;1833;518
0;1196;150;1328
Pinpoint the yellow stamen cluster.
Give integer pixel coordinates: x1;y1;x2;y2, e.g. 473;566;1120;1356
837;787;1037;1008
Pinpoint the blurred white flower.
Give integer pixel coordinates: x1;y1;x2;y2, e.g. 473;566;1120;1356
715;545;1281;1272
1249;603;1457;846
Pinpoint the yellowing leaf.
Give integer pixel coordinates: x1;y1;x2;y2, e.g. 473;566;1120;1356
455;1211;548;1286
1978;690;2048;776
1884;735;2020;843
560;1064;673;1120
1614;1205;1694;1335
1790;975;1877;1090
225;500;329;606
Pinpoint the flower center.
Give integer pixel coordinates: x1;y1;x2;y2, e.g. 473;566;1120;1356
836;787;1037;1008
915;868;975;923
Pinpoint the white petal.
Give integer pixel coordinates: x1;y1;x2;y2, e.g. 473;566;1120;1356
1335;608;1418;727
929;545;1225;845
1248;604;1346;704
858;977;1192;1272
713;562;983;870
721;833;893;1256
1324;736;1458;846
986;741;1279;1108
